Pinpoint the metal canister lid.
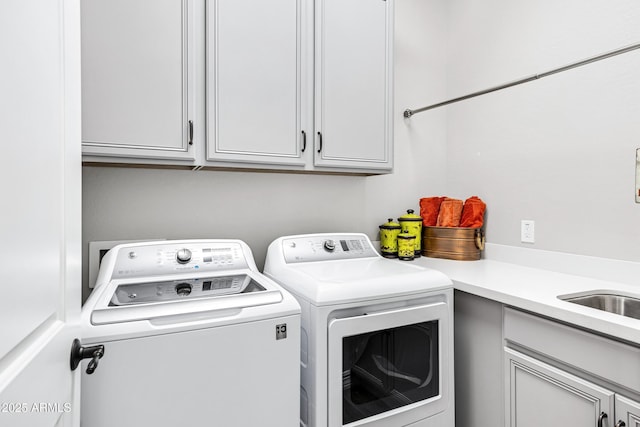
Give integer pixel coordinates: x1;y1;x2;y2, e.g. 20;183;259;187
398;209;422;222
379;218;401;230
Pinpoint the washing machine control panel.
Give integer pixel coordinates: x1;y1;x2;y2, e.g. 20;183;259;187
110;242;250;280
109;274;265;306
282;234;378;263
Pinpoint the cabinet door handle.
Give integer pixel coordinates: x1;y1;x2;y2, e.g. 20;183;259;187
188;120;194;146
317;131;323;153
301;130;306;152
615;421;626;427
598;412;608;427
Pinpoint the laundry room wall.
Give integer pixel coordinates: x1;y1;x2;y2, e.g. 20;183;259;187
81;0;449;298
81;0;640;297
443;0;640;262
363;0;449;234
82;168;366;297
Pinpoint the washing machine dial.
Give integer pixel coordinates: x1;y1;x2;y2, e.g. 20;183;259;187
176;248;192;264
175;283;192;296
323;240;336;252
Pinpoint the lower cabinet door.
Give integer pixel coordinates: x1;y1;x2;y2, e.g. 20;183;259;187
505;348;615;427
616;395;640;427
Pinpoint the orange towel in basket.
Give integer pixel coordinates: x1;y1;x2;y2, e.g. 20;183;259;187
436;198;463;227
419;197;445;226
459;196;486;228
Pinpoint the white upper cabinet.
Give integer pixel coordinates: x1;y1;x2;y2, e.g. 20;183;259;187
81;0;393;173
313;0;393;171
206;0;307;167
82;0;195;161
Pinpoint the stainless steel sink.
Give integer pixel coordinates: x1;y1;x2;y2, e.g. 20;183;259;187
559;292;640;320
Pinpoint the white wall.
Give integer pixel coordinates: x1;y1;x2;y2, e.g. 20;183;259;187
82;0;640;298
82;168;366;295
445;0;640;261
81;0;449;296
364;0;449;232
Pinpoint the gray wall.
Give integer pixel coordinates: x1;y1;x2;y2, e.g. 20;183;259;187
444;0;640;261
364;0;448;230
82;168;367;297
81;0;449;297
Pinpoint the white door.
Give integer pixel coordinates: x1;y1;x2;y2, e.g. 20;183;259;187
0;1;82;426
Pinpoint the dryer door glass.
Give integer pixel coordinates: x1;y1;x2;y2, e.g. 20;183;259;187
342;320;439;424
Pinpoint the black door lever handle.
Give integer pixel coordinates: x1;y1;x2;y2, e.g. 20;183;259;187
70;338;105;375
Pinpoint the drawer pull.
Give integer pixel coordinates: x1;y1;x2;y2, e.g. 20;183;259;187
598;412;608;427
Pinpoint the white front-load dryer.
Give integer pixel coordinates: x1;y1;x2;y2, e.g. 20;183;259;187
264;233;454;427
79;240;301;427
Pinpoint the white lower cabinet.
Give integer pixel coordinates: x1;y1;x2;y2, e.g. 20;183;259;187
505;348;615;427
453;294;640;427
506;348;640;427
617;395;640;427
504;308;640;427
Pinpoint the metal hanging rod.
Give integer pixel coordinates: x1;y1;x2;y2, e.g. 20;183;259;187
403;42;640;118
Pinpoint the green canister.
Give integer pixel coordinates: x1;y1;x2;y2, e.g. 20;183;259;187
397;232;416;261
398;209;422;257
379;218;401;258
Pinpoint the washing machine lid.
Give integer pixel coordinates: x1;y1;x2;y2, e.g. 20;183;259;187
268;257;452;306
89;271;284;325
265;233;452;306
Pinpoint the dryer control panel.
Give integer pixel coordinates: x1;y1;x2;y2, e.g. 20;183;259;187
282;234;378;263
105;242;250;281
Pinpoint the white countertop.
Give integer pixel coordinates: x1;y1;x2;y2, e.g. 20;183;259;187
409;244;640;345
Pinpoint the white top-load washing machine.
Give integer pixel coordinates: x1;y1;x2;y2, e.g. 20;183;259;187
264;233;454;427
79;239;300;427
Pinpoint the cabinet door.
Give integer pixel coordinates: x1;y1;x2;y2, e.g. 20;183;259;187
314;0;393;171
82;0;195;161
505;349;614;427
206;0;306;166
616;395;640;427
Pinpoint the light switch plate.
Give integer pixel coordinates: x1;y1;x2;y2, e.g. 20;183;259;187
636;148;640;203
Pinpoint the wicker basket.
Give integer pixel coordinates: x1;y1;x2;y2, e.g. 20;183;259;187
422;226;485;261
